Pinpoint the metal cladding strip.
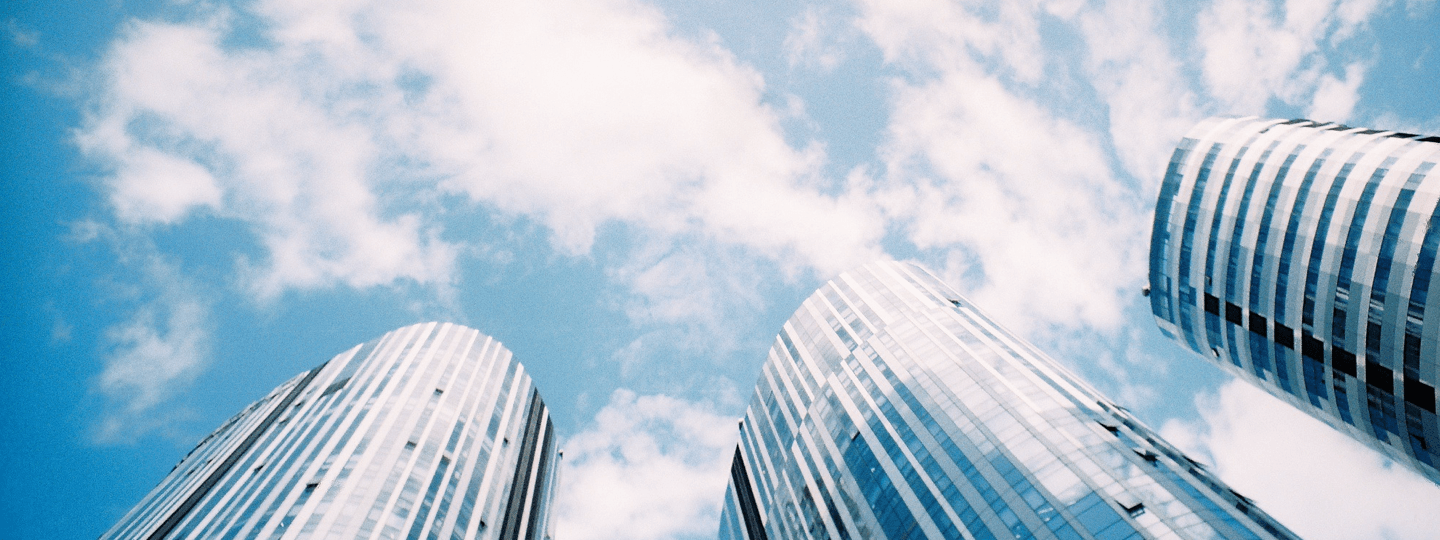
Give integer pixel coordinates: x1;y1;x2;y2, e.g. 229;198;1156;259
498;389;546;540
728;448;769;540
145;362;328;540
522;420;556;540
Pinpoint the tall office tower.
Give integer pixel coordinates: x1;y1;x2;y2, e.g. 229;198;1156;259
719;261;1297;540
1148;116;1440;483
100;322;559;540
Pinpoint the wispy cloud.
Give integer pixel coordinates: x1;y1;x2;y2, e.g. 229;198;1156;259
77;15;458;299
91;248;211;444
556;389;738;540
6;18;40;48
855;0;1151;333
1079;0;1202;186
1310;61;1367;121
77;0;885;303
1197;0;1383;117
783;6;844;72
1161;380;1440;540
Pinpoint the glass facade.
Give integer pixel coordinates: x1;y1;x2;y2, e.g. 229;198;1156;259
101;322;559;540
721;261;1297;540
1149;116;1440;484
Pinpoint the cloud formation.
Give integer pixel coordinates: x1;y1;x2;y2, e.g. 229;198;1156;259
555;389;738;540
91;248;210;443
1198;0;1382;117
855;0;1153;333
77;16;458;298
1161;380;1440;540
1079;0;1202;185
76;0;890;341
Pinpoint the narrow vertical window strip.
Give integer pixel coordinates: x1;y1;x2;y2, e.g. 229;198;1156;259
431;344;506;540
796;435;851;540
1150;137;1200;324
294;328;423;536
404;456;452;540
1177;141;1227;350
1273;148;1335;323
520;423;555;540
1226;135;1292;304
1332;153;1407;348
497;392;546;540
729;450;771;540
449;360;520;540
1247;140;1316;310
1302;151;1363;331
1204;124;1269;296
1366;163;1436;357
1404;194;1440;379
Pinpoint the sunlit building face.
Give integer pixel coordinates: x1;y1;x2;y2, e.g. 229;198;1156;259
721;261;1297;540
101;322;559;540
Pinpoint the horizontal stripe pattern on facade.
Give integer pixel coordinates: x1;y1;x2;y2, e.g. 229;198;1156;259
101;322;559;540
1149;116;1440;484
721;261;1298;540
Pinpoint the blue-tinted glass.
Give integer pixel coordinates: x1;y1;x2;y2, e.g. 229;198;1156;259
1303;354;1329;407
1177;142;1226;348
1332;155;1403;348
1273;149;1333;322
1405;187;1440;377
1226;136;1289;303
1249;144;1313;310
1152;139;1198;322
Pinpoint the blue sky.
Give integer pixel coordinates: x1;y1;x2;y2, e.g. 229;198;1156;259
2;0;1439;538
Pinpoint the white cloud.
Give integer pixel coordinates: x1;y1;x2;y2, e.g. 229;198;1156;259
852;0;1157;334
7;18;39;48
612;245;764;331
1050;325;1166;409
856;0;1048;84
106;147;223;224
79;0;886;304
1161;379;1440;540
93;253;211;444
77;16;458;298
874;70;1146;332
1371;110;1440;137
371;0;884;271
1310;62;1366;122
1197;0;1382;116
603;244;816;385
556;389;738;540
1079;0;1203;187
1334;0;1386;40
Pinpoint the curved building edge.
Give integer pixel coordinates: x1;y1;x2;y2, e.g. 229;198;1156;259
100;322;560;540
722;260;1298;540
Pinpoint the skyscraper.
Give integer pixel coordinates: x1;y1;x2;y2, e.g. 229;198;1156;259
101;322;559;540
720;261;1296;540
1148;116;1440;483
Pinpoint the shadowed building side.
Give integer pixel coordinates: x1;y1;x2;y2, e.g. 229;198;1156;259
101;322;559;540
720;261;1297;540
1149;116;1440;483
